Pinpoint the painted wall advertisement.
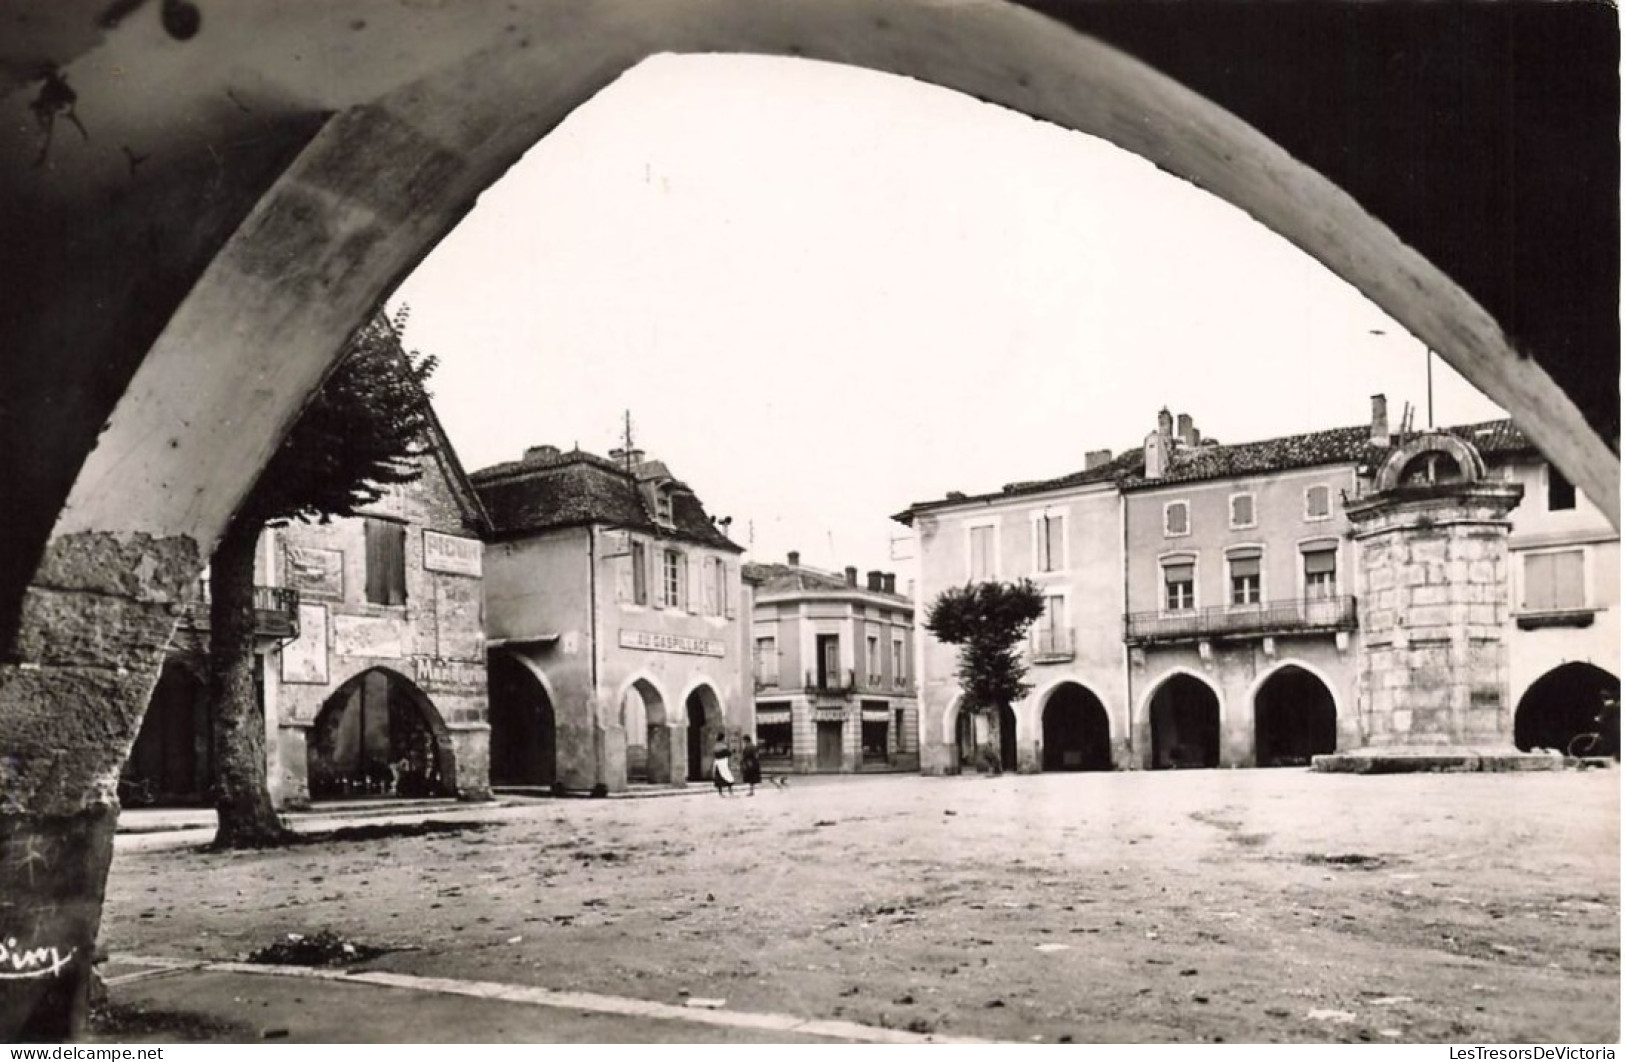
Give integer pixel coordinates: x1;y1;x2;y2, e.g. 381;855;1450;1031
284;545;344;599
424;530;482;577
619;629;725;657
281;603;330;684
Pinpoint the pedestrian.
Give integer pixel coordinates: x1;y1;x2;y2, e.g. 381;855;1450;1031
712;735;735;796
740;735;762;796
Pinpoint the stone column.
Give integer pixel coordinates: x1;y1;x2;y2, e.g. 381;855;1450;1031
1315;436;1547;772
1;531;200;1039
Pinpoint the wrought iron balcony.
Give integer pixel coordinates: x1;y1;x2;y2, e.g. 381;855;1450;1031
1124;595;1357;646
1028;626;1075;663
177;582;301;642
806;668;857;696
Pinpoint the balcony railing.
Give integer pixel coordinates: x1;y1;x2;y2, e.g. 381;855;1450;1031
1124;595;1357;645
806;668;857;696
178;583;301;641
1028;626;1075;663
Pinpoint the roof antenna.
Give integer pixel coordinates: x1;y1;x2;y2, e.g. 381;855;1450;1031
619;410;637;472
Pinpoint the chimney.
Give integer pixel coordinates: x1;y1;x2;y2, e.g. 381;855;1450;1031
1144;431;1170;480
845;566;858;587
1370;394;1390;446
787;550;800;567
525;444;561;462
882;573;897;594
1084;448;1113;471
866;570;884;591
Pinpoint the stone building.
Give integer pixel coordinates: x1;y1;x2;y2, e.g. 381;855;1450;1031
123;406;494;808
745;554;918;774
894;449;1136;775
472;445;748;792
895;399;1618;773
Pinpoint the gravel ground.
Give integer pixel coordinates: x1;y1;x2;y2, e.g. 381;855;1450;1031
102;768;1620;1043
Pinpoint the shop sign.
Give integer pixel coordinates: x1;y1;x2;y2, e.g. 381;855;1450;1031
813;709;847;724
413;657;485;691
619;629;724;657
755;709;792;724
424;530;482;577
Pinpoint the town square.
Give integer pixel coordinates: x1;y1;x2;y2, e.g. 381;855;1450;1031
0;0;1618;1047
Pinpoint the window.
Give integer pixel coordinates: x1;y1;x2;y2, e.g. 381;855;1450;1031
1304;485;1332;521
655;488;674;526
892;635;906;685
1034;594;1068;654
1162;559;1195;612
1033;511;1064;572
700;556;728;616
1164;501;1190;537
1228;549;1262;606
755;636;778;686
1302;545;1338;599
363;518;406;606
968;524;995;580
1547;465;1577;511
866;634;881;684
1523;549;1585;612
631;540;648;605
1229;493;1256;529
661;549;685;609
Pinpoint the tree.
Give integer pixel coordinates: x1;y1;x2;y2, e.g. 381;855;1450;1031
208;309;437;847
924;579;1047;773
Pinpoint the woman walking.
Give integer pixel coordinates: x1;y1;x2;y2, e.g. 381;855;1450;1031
740;735;762;796
711;736;735;796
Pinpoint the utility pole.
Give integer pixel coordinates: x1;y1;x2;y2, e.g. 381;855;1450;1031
1426;348;1435;428
619;410;636;471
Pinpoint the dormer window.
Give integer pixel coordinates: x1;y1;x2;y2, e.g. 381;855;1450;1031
655;487;674;526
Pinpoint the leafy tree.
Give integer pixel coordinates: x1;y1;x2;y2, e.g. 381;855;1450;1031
208;309;436;848
924;579;1047;772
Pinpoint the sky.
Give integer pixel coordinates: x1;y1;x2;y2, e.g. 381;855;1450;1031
392;53;1506;578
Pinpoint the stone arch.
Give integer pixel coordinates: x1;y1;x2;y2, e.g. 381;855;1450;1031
614;673;674;784
1248;660;1340;767
307;666;454;799
486;649;557;788
1038;680;1113;772
683;681;725;783
1514;662;1619;759
1140;667;1224;770
1373;431;1488;493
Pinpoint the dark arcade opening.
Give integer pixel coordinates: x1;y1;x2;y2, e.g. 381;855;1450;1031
1042;683;1113;771
486;652;556;788
1514;663;1620;759
307;669;452;799
1149;675;1221;769
1253;665;1339;767
685;688;720;782
122;660;214;806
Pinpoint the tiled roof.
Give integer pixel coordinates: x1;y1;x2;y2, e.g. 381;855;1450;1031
896;416;1534;518
471;449;741;552
744;562;910;604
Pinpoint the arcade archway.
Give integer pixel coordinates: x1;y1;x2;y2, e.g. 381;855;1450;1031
1515;663;1619;759
307;669;453;799
1148;673;1221;769
123;659;214;806
1253;665;1338;767
486;652;556;788
685;684;724;782
1041;683;1113;772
